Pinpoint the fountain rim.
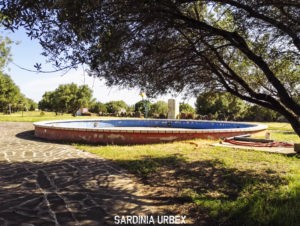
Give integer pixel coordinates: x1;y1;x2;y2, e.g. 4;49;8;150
33;118;268;134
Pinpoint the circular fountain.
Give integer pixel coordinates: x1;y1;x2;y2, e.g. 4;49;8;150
34;119;267;144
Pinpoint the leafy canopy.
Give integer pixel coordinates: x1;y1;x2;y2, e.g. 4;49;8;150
38;83;93;114
196;92;246;120
180;103;195;114
1;0;300;135
0;34;36;112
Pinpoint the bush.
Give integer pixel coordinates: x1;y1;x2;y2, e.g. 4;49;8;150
179;112;195;119
90;102;107;114
158;113;167;119
149;101;168;117
179;103;195;114
196;92;246;120
243;105;280;122
134;111;143;118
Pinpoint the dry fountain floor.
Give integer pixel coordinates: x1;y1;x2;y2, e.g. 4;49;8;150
0;122;171;226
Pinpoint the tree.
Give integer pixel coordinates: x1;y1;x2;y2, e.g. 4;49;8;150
149;101;168;117
243;105;281;122
0;33;17;113
179;102;195;119
105;100;128;114
196;92;246;120
0;72;22;112
134;100;151;115
38;83;93;115
126;105;135;114
90;101;107;114
0;34;11;71
180;103;195;114
25;98;37;111
0;32;35;113
38;91;53;111
73;84;93;113
1;1;300;136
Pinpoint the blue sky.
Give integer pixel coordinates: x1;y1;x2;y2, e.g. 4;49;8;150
1;28;196;106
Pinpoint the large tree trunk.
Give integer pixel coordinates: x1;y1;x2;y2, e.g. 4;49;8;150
220;80;300;138
282;113;300;138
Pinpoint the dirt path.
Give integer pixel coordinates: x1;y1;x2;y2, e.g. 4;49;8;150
0;122;172;226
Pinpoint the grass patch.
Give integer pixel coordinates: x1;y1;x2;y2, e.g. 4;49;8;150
258;122;300;143
76;123;300;225
0;111;100;122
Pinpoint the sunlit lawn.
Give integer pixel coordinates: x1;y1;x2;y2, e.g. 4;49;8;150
76;123;300;225
0;111;100;122
258;122;300;143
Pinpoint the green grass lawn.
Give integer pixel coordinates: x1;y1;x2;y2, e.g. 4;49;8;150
0;111;100;122
259;122;300;143
76;123;300;226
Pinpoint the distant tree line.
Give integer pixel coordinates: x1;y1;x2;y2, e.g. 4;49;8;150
1;73;284;122
0;72;37;113
37;83;195;118
38;83;284;121
195;92;283;122
0;35;37;113
90;99;170;118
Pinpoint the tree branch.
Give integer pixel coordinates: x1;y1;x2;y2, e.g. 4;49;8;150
170;10;300;115
210;0;300;51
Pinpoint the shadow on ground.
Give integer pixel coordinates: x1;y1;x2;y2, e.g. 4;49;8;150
113;155;300;226
16;130;69;144
1;154;298;225
0;157;185;226
15;130;36;141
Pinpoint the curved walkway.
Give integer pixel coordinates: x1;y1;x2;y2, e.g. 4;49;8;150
0;122;169;226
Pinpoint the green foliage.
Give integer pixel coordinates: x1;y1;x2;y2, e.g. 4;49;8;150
0;35;12;70
38;83;93;114
0;34;38;113
0;81;36;113
196;92;246;120
0;111;100;122
195;92;283;122
38;91;52;111
149;100;168;116
244;105;281;122
179;102;195;113
0;35;27;113
0;72;26;113
134;100;151;114
25;98;37;111
105;100;128;114
89;101;107;114
126;104;135;113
